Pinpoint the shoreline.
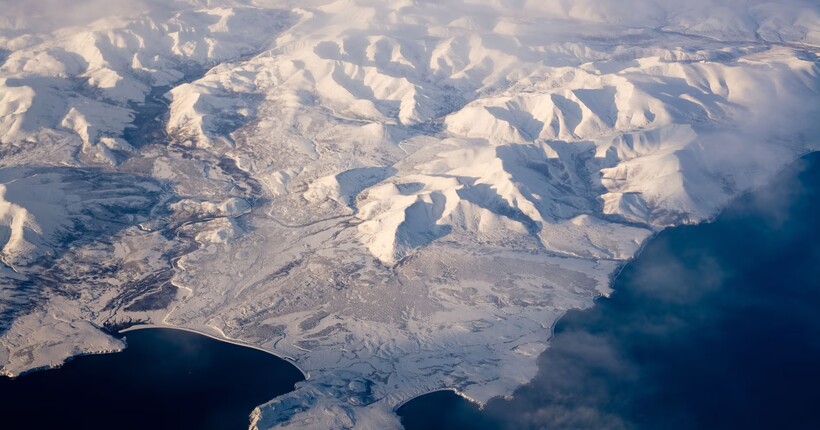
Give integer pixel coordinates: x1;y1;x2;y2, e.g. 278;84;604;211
0;346;126;380
119;324;309;379
1;323;309;382
4;152;817;423
395;150;819;414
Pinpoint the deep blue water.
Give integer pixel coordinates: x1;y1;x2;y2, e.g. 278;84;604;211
1;154;817;430
398;152;820;430
0;328;303;430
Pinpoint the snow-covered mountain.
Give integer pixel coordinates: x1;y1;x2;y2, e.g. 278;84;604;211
1;0;818;428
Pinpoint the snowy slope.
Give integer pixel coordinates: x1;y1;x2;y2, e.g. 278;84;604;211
1;0;819;429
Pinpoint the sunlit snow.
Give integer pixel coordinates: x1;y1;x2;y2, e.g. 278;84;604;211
0;0;818;428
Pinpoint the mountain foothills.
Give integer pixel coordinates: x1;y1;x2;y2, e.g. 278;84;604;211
0;0;818;428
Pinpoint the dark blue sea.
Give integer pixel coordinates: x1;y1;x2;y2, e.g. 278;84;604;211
1;154;817;430
0;328;303;429
398;152;820;430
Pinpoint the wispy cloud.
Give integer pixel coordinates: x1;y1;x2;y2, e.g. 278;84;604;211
478;154;820;429
0;0;183;33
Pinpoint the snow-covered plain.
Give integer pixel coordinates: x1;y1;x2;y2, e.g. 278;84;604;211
1;0;818;428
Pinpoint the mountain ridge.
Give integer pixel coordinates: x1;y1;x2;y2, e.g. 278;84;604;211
0;1;818;428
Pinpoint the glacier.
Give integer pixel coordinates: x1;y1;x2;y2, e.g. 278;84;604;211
0;0;818;428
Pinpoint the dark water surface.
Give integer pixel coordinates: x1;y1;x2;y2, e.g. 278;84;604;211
0;328;303;430
1;153;818;430
399;152;820;430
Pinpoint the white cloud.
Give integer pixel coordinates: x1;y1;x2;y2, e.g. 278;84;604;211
0;0;183;33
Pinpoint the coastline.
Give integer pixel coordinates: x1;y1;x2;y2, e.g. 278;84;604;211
396;150;819;417
3;153;817;427
0;346;126;380
119;324;309;379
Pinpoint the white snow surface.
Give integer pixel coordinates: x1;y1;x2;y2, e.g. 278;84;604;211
1;0;819;428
